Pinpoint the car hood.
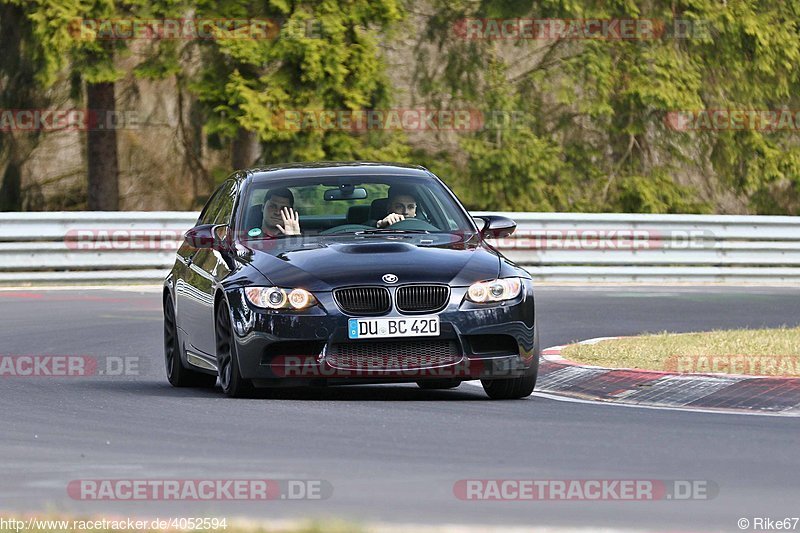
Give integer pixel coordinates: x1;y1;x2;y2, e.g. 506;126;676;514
240;235;501;291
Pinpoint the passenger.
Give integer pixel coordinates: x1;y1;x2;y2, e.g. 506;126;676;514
262;188;300;236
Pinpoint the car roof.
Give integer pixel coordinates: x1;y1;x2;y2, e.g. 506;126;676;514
244;161;432;184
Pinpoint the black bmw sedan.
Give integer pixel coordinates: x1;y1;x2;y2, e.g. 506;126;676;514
163;162;539;399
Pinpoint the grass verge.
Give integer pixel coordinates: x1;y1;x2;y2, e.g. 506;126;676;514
559;326;800;376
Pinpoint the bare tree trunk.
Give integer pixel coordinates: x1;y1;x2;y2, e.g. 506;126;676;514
86;82;119;210
0;159;21;211
231;128;260;170
0;3;46;211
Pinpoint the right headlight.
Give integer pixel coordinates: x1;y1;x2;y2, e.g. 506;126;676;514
466;278;522;303
244;287;317;310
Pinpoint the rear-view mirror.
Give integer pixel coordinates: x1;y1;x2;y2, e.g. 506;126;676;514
325;187;368;200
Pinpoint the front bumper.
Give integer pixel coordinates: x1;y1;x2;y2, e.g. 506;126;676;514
227;281;537;386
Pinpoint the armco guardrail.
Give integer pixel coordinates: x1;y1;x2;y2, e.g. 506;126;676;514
0;211;798;284
0;212;196;284
476;212;800;283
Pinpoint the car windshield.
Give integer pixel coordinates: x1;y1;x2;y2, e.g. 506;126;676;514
237;174;477;240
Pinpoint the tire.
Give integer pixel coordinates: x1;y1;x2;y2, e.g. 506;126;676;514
164;294;217;388
481;329;540;400
216;299;254;398
481;371;536;400
416;379;461;390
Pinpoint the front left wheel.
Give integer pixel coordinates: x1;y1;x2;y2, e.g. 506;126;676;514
216;300;254;398
481;329;539;400
481;371;536;400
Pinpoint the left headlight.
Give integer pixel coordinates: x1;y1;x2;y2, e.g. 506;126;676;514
244;287;317;310
466;277;523;303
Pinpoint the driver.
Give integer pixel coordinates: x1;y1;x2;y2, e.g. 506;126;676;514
262;188;301;236
376;186;418;228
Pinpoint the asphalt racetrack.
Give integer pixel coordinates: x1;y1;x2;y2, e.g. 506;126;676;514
2;285;799;531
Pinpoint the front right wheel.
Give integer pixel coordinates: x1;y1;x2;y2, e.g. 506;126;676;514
216;300;254;398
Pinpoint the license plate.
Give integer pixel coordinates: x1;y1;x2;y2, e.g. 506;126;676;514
348;316;440;339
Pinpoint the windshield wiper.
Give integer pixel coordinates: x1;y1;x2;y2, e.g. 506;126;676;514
354;229;431;235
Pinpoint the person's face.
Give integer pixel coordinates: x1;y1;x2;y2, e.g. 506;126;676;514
389;194;417;217
263;195;292;228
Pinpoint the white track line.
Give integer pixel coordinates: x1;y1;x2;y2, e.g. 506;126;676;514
461;380;797;417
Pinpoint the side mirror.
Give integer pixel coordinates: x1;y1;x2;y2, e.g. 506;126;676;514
184;224;231;250
476;215;516;239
